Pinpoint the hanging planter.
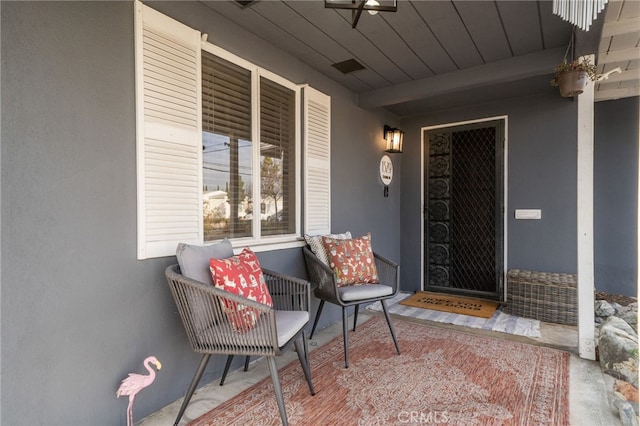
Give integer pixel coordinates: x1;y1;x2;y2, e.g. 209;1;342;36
555;68;589;97
551;59;598;97
550;28;598;97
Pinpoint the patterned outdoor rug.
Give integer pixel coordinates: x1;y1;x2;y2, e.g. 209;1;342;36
190;316;569;426
368;292;541;338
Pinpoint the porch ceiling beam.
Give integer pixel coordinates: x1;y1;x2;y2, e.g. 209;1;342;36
357;47;565;109
601;17;640;37
598;47;640;64
595;86;640;101
597;69;640;84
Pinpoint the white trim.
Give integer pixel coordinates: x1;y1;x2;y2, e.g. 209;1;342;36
420;128;425;290
201;33;304;248
251;61;261;240
420;115;508;295
201;41;255;72
134;0;144;257
502;117;509;301
231;238;306;255
577;54;596;360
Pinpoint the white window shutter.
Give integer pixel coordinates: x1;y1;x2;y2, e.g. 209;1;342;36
135;1;202;259
303;86;331;235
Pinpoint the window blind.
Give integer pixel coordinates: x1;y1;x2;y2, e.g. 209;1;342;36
202;52;253;241
260;77;296;235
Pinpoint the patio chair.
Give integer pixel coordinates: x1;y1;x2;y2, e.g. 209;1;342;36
303;237;401;368
166;245;315;426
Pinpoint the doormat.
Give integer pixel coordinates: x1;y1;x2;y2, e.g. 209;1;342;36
367;293;541;338
400;291;499;318
189;316;568;426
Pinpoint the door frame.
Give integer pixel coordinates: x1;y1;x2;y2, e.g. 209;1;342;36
420;115;508;301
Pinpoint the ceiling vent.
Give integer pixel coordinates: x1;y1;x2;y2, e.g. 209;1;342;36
332;59;365;74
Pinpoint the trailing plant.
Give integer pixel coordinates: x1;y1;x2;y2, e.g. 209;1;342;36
550;57;599;86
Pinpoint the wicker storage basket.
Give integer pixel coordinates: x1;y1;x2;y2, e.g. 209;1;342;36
505;269;577;325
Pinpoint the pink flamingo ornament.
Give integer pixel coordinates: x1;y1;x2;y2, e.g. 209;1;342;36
116;356;162;426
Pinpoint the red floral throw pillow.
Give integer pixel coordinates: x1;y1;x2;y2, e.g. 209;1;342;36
209;248;273;332
322;233;379;287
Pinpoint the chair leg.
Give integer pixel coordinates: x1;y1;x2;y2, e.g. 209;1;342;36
220;355;234;386
174;354;211;426
381;300;401;355
294;336;315;396
266;356;288;426
244;356;251;371
342;306;350;368
221;355;251;386
302;326;310;366
309;300;325;340
353;304;359;331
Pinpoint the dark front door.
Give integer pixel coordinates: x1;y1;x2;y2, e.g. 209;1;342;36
424;120;505;301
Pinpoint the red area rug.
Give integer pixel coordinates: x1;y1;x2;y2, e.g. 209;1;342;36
190;316;569;425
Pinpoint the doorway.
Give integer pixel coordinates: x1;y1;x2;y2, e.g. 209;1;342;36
423;119;505;301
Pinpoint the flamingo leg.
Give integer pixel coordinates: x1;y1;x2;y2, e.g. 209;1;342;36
127;396;135;426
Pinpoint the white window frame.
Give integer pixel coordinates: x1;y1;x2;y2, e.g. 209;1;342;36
135;1;330;259
200;43;302;251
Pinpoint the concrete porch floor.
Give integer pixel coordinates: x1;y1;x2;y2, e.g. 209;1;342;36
139;310;621;426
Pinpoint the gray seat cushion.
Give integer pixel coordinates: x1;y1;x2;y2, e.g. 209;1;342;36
197;310;309;351
338;284;393;302
275;310;309;347
176;239;234;285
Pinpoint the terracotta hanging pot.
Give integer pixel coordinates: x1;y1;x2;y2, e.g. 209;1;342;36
557;69;589;97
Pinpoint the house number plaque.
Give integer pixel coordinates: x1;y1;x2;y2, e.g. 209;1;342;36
380;155;393;197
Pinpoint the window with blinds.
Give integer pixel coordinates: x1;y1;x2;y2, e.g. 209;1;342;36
135;1;330;258
200;50;300;242
202;52;253;241
260;77;296;236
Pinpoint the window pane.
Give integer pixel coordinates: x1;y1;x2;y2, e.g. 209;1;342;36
202;52;253;241
260;77;296;236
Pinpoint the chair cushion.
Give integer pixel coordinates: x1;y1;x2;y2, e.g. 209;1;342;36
322;233;379;286
199;310;309;351
338;284;393;302
304;231;351;266
176;239;234;285
209;248;273;332
275;310;309;347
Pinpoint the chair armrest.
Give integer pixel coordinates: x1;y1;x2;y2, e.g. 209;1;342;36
374;252;400;295
302;246;341;303
262;268;311;312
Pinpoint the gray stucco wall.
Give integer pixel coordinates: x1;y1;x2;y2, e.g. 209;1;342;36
594;97;638;297
399;94;580;293
1;2;398;424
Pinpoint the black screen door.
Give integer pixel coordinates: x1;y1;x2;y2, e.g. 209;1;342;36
424;120;505;301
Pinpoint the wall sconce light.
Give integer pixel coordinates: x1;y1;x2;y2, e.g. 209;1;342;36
384;125;404;153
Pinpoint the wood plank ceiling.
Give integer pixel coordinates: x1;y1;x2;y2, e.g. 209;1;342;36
199;0;639;116
597;0;640;102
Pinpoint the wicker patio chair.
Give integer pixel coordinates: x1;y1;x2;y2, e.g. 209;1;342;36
165;264;315;426
302;246;401;368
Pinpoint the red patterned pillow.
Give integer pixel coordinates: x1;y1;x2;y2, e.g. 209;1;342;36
209;248;273;332
322;233;379;287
